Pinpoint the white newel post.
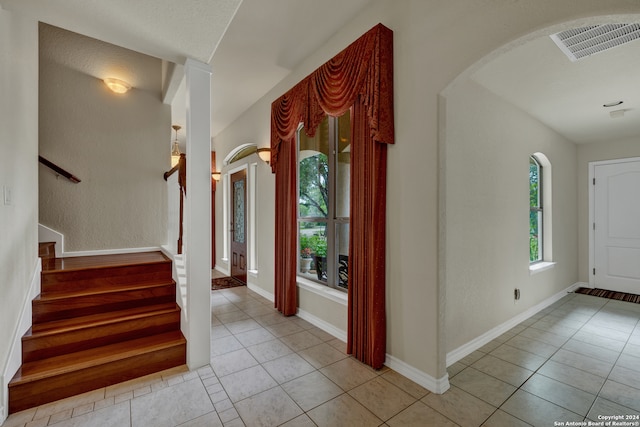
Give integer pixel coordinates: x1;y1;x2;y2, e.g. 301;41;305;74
184;58;212;368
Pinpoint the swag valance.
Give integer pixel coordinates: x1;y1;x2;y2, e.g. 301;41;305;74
270;23;393;370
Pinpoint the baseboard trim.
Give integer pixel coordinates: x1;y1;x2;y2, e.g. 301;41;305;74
1;258;41;423
61;246;163;258
247;282;274;303
446;282;584;367
296;308;347;343
385;353;450;394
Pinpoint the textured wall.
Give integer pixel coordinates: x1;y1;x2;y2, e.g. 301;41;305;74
38;25;170;252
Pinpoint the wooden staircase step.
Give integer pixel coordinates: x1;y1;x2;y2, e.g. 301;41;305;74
32;282;176;324
23;304;181;363
9;331;186;413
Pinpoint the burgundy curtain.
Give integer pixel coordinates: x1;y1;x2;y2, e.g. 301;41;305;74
271;23;394;369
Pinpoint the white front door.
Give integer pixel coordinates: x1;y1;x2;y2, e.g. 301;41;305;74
593;159;640;294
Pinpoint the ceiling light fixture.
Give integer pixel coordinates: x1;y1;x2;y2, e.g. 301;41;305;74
103;78;131;94
171;125;182;167
603;100;624;108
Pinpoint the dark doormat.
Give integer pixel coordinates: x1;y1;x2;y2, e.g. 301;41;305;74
212;276;245;290
575;287;640;304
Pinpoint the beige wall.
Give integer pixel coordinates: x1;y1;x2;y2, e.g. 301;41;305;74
577;137;640;283
444;79;578;352
38;25;171;252
0;8;39;415
213;0;640;384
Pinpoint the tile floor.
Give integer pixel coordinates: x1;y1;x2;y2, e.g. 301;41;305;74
3;288;640;427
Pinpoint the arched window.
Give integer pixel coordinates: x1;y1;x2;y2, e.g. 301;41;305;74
529;152;553;268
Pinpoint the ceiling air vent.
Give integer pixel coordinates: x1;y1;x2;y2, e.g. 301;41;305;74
550;23;640;62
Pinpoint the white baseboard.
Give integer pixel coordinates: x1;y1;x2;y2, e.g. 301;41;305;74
1;259;41;424
296;308;347;343
446;282;584;367
246;282;274;302
61;246;163;258
385;353;450;394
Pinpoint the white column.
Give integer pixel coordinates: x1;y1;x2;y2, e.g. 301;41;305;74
184;58;211;369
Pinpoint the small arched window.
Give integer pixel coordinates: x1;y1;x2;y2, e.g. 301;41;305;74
529;156;543;263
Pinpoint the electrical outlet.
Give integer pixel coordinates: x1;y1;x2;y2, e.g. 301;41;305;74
3;185;12;206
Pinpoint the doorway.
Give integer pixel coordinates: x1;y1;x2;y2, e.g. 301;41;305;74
591;157;640;294
230;169;247;284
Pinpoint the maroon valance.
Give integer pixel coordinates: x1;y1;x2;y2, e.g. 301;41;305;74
271;23;394;172
271;23;393;370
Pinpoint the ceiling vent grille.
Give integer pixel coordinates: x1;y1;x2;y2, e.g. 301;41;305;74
550;23;640;62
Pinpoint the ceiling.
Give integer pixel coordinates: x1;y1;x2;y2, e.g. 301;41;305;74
1;0;639;143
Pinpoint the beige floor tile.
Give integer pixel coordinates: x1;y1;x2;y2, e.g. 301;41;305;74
481;409;532;427
2;408;37;427
587;397;639;422
471;354;534;387
281;371;343;411
459;350;485;366
505;334;559;358
380;369;430;399
571;330;626;352
262;353;316;384
616;353;640;373
225;318;261;334
307;394;382;427
210;348;259;377
608;365;640;390
280;330;324;352
599;380;640;412
489;344;547;371
307;327;338;342
246;338;293;363
447;361;466;379
234;386;303;427
320;357;379;391
386;401;459;427
537;360;605;394
234;327;276;347
33;388;106;418
450;367;516;407
298;342;348;369
501;390;583;426
529;319;579;337
216;310;251;324
521;374;596;416
130;378;214;427
49;401;130;427
422;386;495;427
623;342;640;358
348;377;416;421
279;414;317;427
580;323;631;343
176;411;223;427
562;338;621;363
265;320;305;338
218;365;278;402
211;335;244;357
550;348;613;378
253;312;289;327
518;327;570;347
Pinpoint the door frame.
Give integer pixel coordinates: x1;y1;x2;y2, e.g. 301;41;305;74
588;156;640;288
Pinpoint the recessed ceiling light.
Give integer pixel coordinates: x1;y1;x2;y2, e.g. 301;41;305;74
603;100;623;108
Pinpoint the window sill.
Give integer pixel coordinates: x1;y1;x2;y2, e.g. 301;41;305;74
529;261;556;275
297;276;348;306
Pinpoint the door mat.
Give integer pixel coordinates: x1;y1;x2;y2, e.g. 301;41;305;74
575;287;640;304
212;276;245;290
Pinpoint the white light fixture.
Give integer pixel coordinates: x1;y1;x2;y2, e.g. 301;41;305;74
171;125;182;167
211;172;221;181
103;78;131;94
257;147;271;165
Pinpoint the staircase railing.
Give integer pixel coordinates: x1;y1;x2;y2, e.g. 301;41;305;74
38;156;81;183
164;154;186;254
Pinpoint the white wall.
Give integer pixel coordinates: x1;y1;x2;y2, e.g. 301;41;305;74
577;137;640;283
443;79;578;352
213;0;640;387
38;24;171;252
0;7;39;421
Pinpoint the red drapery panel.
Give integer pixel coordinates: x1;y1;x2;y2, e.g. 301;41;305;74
270;23;393;368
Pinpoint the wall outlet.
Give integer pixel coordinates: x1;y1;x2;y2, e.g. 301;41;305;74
3;185;12;206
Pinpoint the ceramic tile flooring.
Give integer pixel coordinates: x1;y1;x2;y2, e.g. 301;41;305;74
3;287;640;427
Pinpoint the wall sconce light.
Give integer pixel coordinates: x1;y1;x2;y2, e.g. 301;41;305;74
171;125;182;167
211;172;221;181
103;78;131;94
257;147;271;165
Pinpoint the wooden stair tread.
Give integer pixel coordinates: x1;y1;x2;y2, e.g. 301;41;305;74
28;302;179;335
11;331;186;385
36;280;175;300
42;251;170;273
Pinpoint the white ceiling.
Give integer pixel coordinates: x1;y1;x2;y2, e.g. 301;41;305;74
2;0;639;143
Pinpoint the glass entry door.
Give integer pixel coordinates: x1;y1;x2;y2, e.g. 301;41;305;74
230;170;247;283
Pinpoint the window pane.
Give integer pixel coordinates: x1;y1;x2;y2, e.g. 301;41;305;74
336;223;349;289
529;209;542;262
336;111;351;218
529;158;540;208
299;221;327;282
299;118;329;218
